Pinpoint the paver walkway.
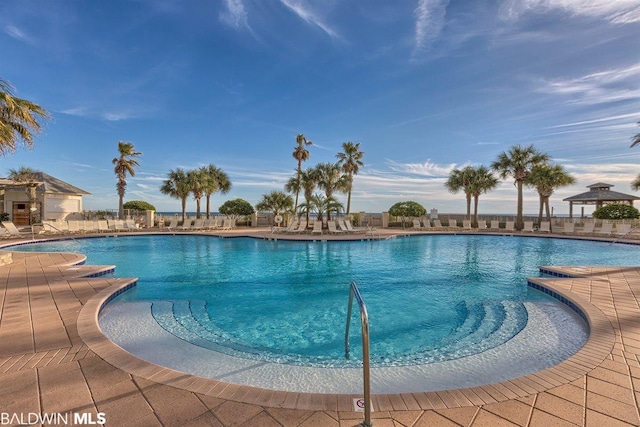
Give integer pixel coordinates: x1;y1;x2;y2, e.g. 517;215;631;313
1;232;640;426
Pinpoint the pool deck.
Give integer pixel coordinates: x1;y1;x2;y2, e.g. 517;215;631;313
1;228;640;426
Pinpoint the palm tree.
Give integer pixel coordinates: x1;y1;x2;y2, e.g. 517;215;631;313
255;190;294;225
632;175;640;191
314;162;349;221
491;144;549;230
8;167;42;224
160;168;191;223
469;166;499;227
336;141;364;215
0;79;50;156
445;166;474;220
526;163;575;228
292;134;313;212
299;168;319;224
187;168;206;218
112;141;141;219
631;121;640;147
202;164;231;219
298;193;344;223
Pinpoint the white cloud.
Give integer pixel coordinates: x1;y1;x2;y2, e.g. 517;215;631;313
536;62;640;105
386;159;462;177
219;0;250;29
411;0;450;60
3;25;34;44
279;0;340;39
499;0;640;24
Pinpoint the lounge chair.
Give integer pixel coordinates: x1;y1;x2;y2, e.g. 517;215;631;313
274;220;298;234
97;220;109;232
125;219;138;231
311;220;323;235
522;221;534;232
291;221;307;233
412;218;423;230
1;221;24;236
67;220;81;233
580;222;595;234
476;220;488;230
327;221;344;234
82;220;95;233
448;219;460;230
539;221;550;233
615;223;631;236
489;220;500;231
462;220;472;230
179;219;193;230
422;219;432;229
165;218;179;231
598;222;613;235
562;222;575;233
504;221;515;232
432;219;444;229
337;219;350;233
190;219;205;231
345;220;367;233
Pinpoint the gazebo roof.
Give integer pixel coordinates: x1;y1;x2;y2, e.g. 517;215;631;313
0;172;91;195
563;183;639;203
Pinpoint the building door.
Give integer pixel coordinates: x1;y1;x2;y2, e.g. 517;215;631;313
12;202;29;225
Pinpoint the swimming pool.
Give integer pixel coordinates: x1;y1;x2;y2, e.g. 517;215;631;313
12;234;639;392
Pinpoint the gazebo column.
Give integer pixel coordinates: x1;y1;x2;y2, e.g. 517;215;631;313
568;202;573;219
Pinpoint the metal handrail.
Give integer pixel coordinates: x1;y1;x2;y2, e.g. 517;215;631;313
345;282;373;427
609;226;640;245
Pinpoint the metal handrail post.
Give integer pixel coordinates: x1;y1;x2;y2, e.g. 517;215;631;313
345;282;373;427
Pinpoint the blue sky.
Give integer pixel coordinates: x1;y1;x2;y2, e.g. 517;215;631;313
1;0;639;215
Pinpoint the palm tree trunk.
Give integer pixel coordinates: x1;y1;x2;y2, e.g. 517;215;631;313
196;198;201;219
473;196;479;226
181;198;187;223
538;195;544;225
544;197;552;232
205;195;211;219
118;195;124;220
516;180;524;230
466;194;472;220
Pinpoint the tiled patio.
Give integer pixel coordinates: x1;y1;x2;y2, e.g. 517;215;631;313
1;230;640;426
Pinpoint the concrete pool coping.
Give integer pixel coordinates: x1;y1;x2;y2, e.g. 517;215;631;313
2;228;640;426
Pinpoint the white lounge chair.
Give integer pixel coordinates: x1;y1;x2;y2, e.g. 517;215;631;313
1;221;24;236
327;221;343;234
598;222;613;235
462;220;472;230
422;219;432;229
432;219;444;229
448;219;460;230
412;218;423;230
539;221;550;233
504;221;515;232
581;222;595;234
82;220;95;233
345;220;367;233
489;220;500;231
311;220;323;235
476;220;487;230
67;220;81;233
615;223;631;236
291;221;307;233
190;219;205;231
522;221;534;232
125;219;138;231
562;222;575;233
337;219;351;233
165;218;179;231
97;220;109;232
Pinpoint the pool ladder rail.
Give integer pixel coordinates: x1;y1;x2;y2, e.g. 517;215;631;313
345;282;373;427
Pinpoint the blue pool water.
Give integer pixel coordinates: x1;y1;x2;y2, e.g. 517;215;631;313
12;234;639;370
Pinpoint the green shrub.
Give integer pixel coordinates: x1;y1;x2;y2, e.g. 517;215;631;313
389;201;427;228
123;200;156;211
592;203;640;220
219;198;255;218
